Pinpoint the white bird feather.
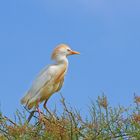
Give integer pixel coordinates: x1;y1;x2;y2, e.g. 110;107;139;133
21;44;80;109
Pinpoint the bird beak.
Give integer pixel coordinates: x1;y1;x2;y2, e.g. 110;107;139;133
70;50;80;55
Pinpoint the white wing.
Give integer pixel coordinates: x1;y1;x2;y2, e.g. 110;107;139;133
21;65;56;104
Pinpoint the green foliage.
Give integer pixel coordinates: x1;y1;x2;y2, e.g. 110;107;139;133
0;95;140;140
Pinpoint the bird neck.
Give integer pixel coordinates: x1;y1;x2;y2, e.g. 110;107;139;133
54;55;69;66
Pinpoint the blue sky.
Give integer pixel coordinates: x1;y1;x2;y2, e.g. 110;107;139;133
0;0;140;117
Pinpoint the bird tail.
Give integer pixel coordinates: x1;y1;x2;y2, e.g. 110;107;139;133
21;96;33;110
20;96;27;104
21;92;29;104
20;92;39;110
20;91;32;109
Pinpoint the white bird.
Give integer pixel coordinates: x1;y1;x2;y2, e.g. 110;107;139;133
21;44;80;110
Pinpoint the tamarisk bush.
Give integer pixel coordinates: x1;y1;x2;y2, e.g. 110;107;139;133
0;94;140;140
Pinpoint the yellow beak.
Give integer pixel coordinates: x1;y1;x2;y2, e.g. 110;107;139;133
70;50;80;55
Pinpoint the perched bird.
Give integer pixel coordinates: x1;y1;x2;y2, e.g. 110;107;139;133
21;44;80;110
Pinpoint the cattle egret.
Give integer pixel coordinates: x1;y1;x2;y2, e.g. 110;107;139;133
21;44;80;110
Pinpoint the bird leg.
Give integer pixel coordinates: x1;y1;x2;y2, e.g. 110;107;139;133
43;99;54;117
43;99;48;110
27;110;36;123
24;106;37;123
36;98;43;121
43;99;50;114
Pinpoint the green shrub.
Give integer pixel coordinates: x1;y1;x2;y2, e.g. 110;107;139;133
0;95;140;140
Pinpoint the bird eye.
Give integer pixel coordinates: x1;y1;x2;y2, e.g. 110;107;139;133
67;49;71;51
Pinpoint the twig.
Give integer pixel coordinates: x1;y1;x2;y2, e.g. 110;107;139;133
0;128;10;140
24;106;38;123
43;100;57;120
3;116;17;126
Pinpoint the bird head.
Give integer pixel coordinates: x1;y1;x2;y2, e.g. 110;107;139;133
51;44;80;62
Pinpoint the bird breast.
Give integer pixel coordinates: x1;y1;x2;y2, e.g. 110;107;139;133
40;63;67;100
52;64;67;92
